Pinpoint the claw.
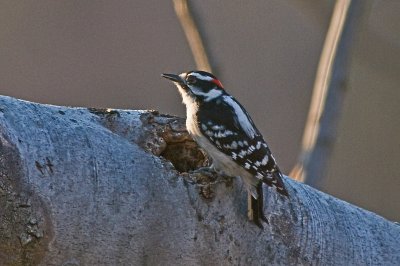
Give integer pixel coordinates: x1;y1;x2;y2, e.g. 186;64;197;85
188;167;234;199
190;166;218;179
188;167;218;199
191;166;214;174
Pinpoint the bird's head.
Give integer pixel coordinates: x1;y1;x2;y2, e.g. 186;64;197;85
162;71;225;103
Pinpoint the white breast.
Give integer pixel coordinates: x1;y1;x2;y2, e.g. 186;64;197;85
179;89;257;188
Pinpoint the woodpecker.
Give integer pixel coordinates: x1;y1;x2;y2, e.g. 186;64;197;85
162;70;288;227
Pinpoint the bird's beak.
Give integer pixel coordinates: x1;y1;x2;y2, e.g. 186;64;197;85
161;73;183;83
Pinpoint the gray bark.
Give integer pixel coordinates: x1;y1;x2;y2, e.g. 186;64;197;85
0;95;399;266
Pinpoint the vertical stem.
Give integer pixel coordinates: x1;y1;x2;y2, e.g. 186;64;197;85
290;0;360;187
172;0;212;72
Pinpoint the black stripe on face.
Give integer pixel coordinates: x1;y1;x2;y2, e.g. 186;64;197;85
186;71;222;93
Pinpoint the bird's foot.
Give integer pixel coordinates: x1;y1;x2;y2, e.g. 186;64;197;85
187;166;233;199
190;166;218;179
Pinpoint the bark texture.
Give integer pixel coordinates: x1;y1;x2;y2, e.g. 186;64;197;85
0;95;399;266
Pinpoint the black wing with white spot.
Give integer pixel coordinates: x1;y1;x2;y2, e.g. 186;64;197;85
198;95;288;196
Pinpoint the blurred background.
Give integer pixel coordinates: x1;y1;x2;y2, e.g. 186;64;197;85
0;1;398;221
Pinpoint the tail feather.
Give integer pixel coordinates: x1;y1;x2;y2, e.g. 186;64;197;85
248;183;268;228
262;171;289;197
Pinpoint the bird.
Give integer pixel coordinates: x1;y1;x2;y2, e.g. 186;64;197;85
162;70;288;228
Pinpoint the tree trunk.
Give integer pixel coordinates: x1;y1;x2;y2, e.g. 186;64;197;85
0;95;398;265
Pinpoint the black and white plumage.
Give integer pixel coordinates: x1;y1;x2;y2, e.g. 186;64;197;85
162;70;288;227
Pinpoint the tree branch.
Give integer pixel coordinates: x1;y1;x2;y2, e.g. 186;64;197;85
290;0;362;187
172;0;213;72
0;95;398;265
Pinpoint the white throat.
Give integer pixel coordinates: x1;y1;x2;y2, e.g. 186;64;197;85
175;83;200;137
175;83;195;107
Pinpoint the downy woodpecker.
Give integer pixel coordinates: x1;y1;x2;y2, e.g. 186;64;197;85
162;71;288;228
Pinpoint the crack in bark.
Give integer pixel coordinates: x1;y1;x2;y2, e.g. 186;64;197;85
139;111;207;173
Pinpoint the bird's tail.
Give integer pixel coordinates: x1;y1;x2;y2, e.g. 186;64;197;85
248;183;268;228
262;171;289;197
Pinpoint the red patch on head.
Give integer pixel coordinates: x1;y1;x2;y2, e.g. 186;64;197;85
212;78;224;89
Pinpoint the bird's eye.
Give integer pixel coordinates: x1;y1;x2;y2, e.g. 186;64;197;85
186;75;196;84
